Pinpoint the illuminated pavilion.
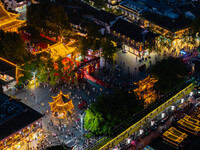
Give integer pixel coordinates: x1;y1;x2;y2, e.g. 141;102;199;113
49;91;74;119
134;75;158;105
35;41;79;61
0;2;25;32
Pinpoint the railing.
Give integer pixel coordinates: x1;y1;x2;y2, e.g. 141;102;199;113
112;79;195;136
85;136;108;150
98;81;195;150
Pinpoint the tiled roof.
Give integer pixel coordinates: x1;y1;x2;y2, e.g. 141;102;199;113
141;13;192;32
110;18;157;42
0;4;10;21
48;42;76;61
0;93;43;141
0;20;25;30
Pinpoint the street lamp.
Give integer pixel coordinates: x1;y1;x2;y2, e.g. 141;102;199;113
142;30;149;57
79;113;85;145
32;72;38;104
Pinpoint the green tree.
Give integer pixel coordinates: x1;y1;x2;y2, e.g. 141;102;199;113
93;0;106;9
49;69;59;87
83;0;106;9
84;89;143;135
146;38;156;53
37;64;48;83
0;30;28;64
27;1;71;38
56;57;64;75
150;57;189;93
192;17;200;36
84;105;103;134
91;39;101;52
86;23;102;40
19;25;41;44
101;39;117;67
78;37;90;59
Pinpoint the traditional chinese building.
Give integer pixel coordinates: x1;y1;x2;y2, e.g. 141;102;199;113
0;92;43;150
110;18;158;57
0;57;24;91
117;0;196;51
0;2;25;32
141;12;192;37
36;41;79;61
49;91;74;119
134;75;158;105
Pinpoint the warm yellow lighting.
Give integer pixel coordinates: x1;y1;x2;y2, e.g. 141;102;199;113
0;4;25;32
49;91;74;118
134;75;158;104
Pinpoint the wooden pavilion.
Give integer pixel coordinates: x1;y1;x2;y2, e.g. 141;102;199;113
134;75;158;105
49;91;74;119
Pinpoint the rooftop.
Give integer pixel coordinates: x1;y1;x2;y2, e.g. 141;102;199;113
48;42;77;61
141;12;192;32
0;93;43;141
0;4;10;21
110;18;157;42
0;57;16;78
120;0;145;12
78;2;117;24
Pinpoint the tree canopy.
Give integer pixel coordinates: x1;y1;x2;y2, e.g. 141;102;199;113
101;39;117;66
78;23;102;58
0;30;28;65
84;89;143;135
83;0;106;9
26;0;71;38
192;17;200;37
19;53;76;86
150;57;189;93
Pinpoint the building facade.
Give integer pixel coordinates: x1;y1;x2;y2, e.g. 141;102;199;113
110;18;157;57
0;93;43;150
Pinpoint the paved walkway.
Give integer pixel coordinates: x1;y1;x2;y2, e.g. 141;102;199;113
5;81;101;149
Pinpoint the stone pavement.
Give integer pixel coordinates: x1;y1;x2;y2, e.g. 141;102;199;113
5;80;102;149
3;50;170;149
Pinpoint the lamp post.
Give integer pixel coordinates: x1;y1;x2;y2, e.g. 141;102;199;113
142;30;149;57
79;113;85;147
33;72;38;104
